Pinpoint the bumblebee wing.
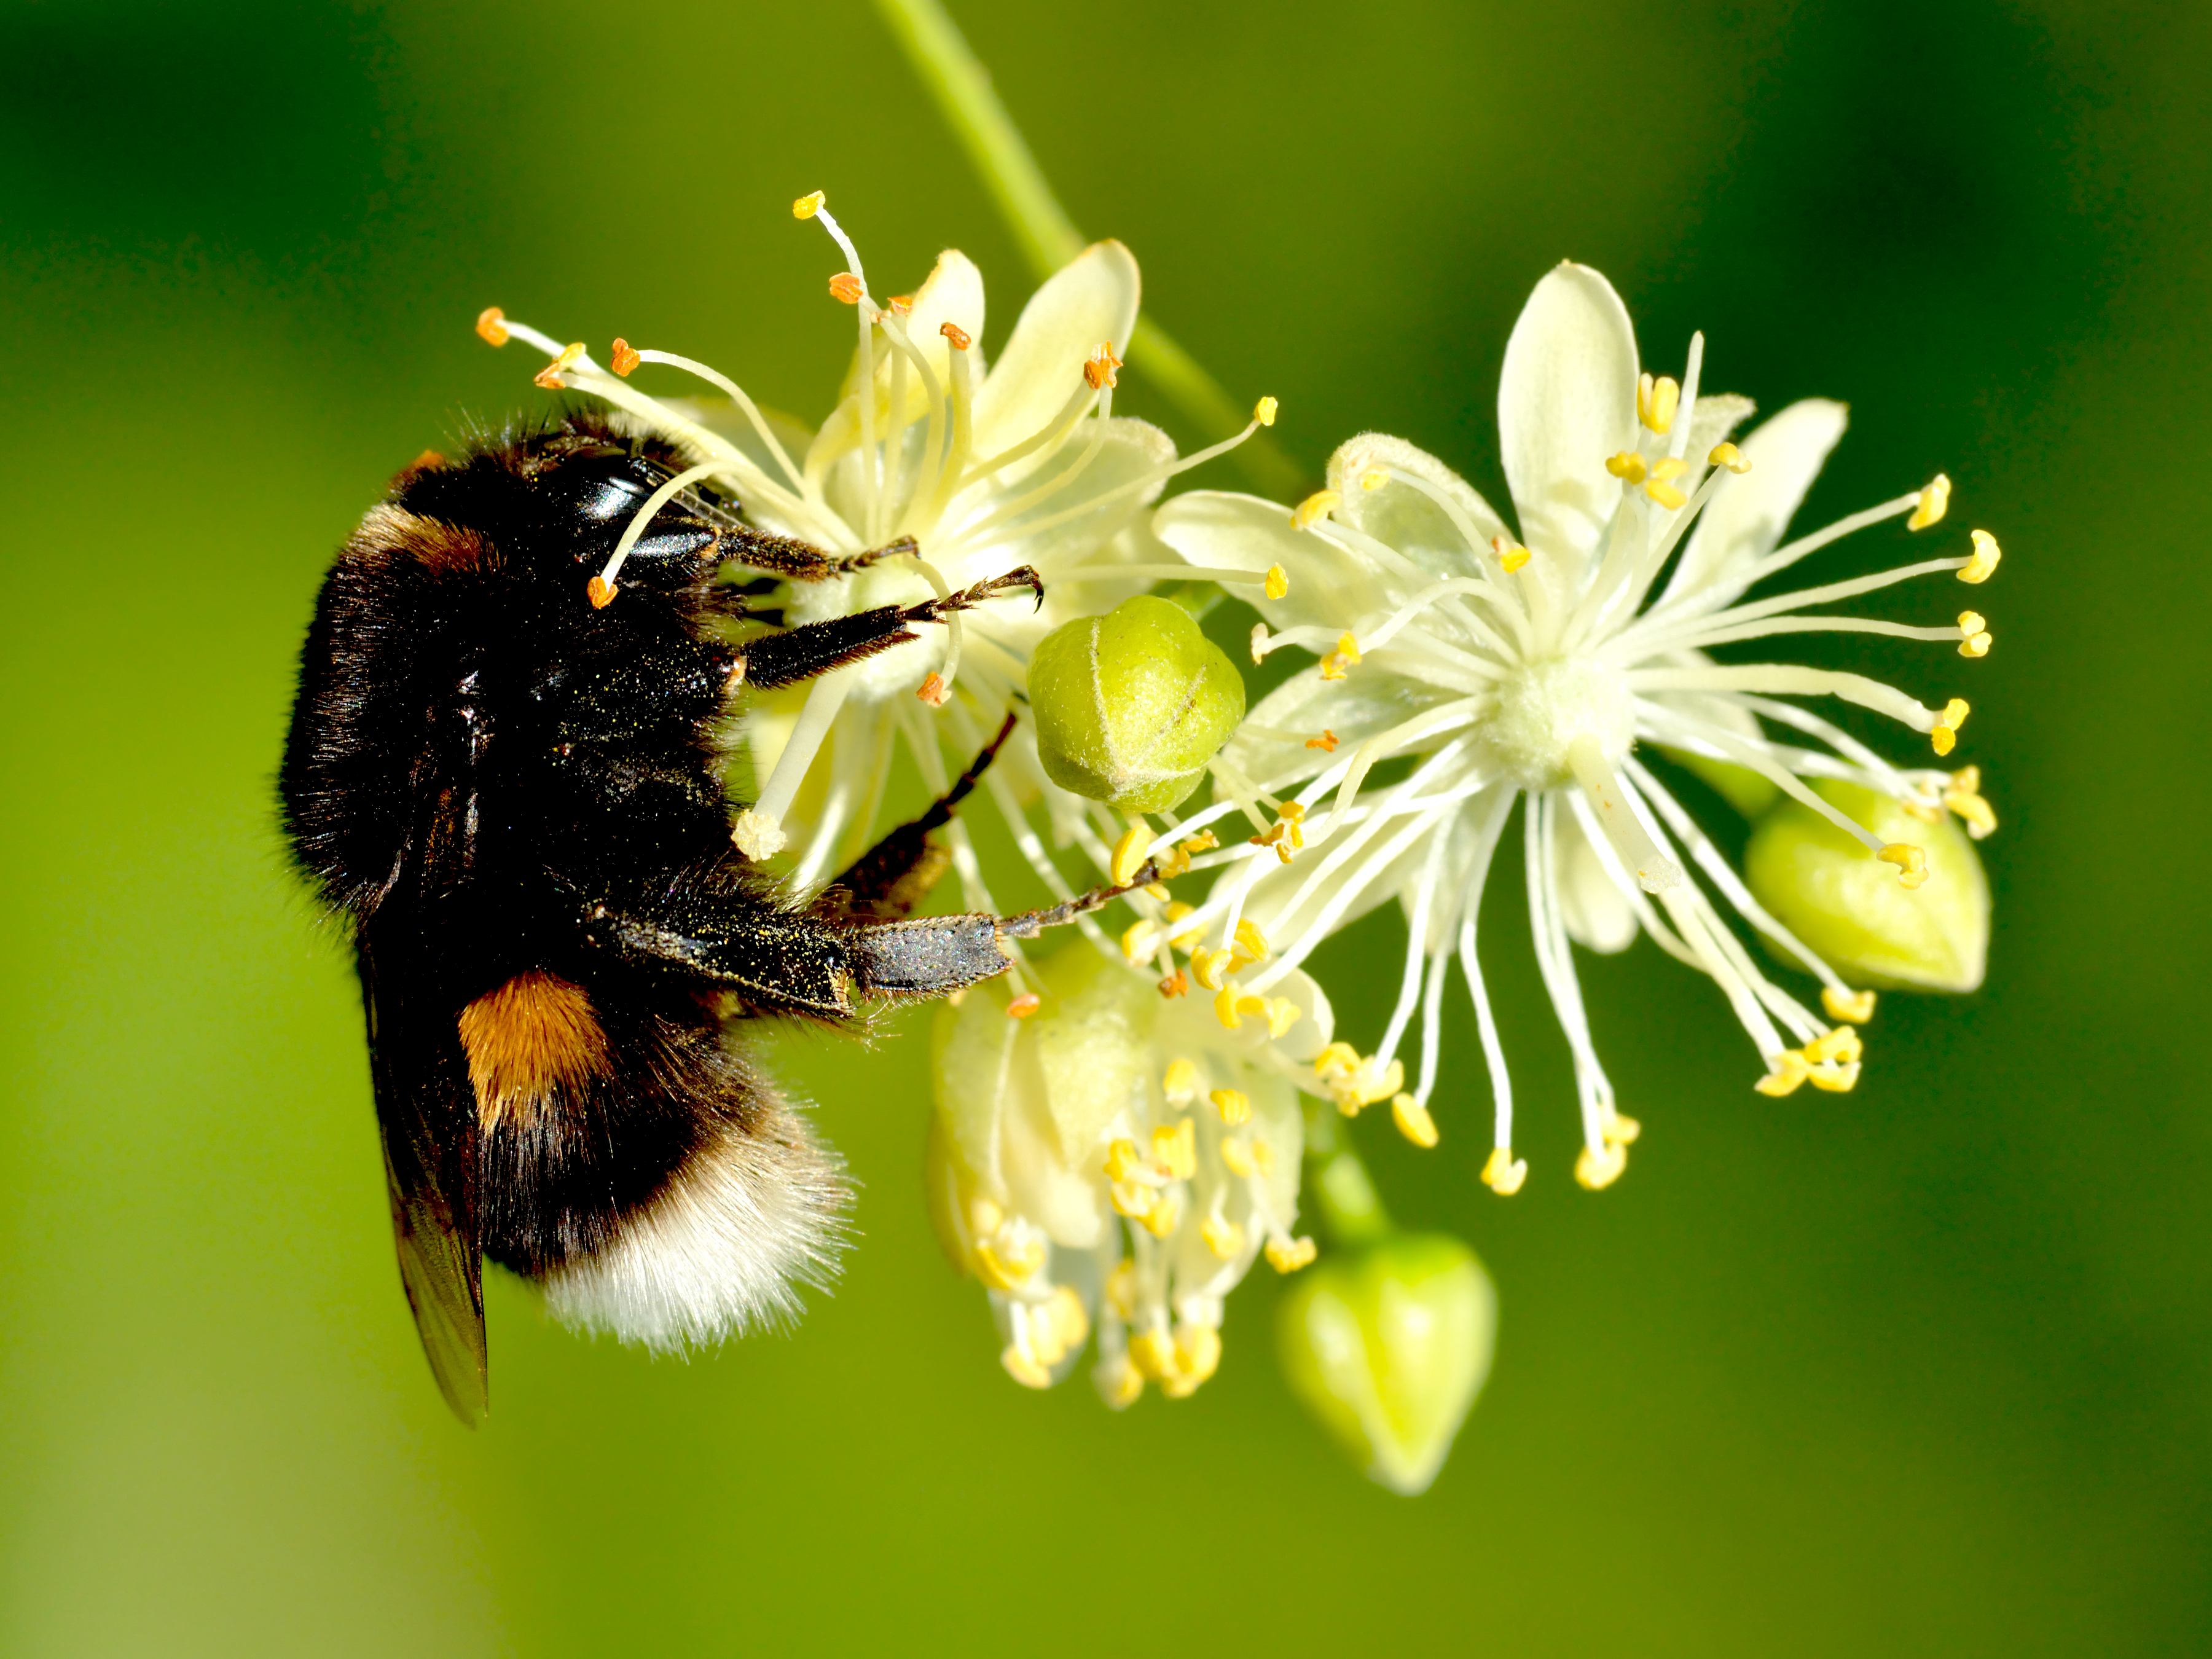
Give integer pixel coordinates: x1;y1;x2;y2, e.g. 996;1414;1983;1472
361;946;487;1425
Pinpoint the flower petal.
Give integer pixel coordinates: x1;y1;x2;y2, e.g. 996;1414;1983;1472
948;415;1173;587
970;240;1140;459
1153;490;1398;635
1327;432;1508;581
1666;398;1848;610
1499;262;1639;581
1220;669;1465;793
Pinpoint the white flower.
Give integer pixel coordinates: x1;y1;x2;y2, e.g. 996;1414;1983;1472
928;938;1330;1403
1145;262;2004;1192
482;195;1265;911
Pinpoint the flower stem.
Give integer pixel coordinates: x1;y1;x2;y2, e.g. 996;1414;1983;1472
870;0;1306;498
1302;1103;1395;1246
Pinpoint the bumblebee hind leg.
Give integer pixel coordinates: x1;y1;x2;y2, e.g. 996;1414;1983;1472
830;713;1018;919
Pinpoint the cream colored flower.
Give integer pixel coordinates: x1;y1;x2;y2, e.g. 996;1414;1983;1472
1144;263;2006;1191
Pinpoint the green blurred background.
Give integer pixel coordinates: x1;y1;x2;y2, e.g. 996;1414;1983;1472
3;1;2207;1652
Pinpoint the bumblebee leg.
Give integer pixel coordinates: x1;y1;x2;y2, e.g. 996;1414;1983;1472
716;527;922;582
733;580;1036;691
830;714;1017;918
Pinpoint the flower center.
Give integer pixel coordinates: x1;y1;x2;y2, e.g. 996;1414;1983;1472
1483;655;1634;790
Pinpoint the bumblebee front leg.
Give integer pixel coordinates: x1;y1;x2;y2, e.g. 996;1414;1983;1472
730;577;1040;692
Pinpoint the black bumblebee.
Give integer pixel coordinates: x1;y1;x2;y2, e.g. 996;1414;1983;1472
281;412;1139;1421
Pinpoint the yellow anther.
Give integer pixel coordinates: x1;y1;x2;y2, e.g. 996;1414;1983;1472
1234;919;1271;961
1190;946;1234;989
1104;1137;1144;1183
1708;441;1751;473
1211;1088;1252;1126
609;337;641;377
1392;1094;1439;1148
970;1196;1005;1236
475;305;510;347
1333;631;1362;665
1139;1193;1180;1237
1602;1112;1641;1147
1755;1049;1811;1096
1643;477;1690;510
1128;1327;1176;1381
1006;992;1041;1018
1291;489;1341;530
1221;1139;1257;1178
1253;395;1278;427
1314;1041;1359;1075
1266;1235;1319;1273
1877;843;1929;888
1252;1139;1276;1176
1960;528;2001;584
828;272;864;305
1153;1119;1198;1181
1481;1147;1528;1196
1957;611;1992;657
1215;986;1268;1031
1650;456;1690;482
1822;986;1877;1024
885;294;914;318
975;1237;1045;1290
1277;801;1306;824
792;190;826;219
939;320;973;351
1083;343;1122;391
1606;450;1649;484
1145;882;1171;901
1575;1143;1628;1190
1807;1061;1862;1094
1001;1343;1053;1389
1201;1217;1245;1260
1307;729;1339;751
1250;622;1268;664
1909;473;1951;530
1119;920;1156;962
1805;1026;1863;1066
1164;903;1202;945
1110;823;1150;887
1162;1058;1201;1102
1930;696;1971;756
1110;1181;1156;1221
533;342;585;389
1491;535;1532;573
1360;465;1390;491
1265;997;1303;1040
1106;1259;1137;1320
1099;1359;1145;1408
1164;1322;1222;1396
1265;563;1289;600
1943;769;1998;840
1637;372;1681;434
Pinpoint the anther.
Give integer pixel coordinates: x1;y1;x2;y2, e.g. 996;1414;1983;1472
476;306;511;346
1265;1236;1318;1273
1265;998;1301;1040
1604;1112;1641;1147
1319;630;1361;681
1154;1120;1198;1181
610;338;641;377
887;294;913;318
1822;986;1877;1024
1158;970;1189;998
828;272;863;305
1253;396;1279;426
1575;1143;1628;1190
1392;1094;1439;1148
1263;563;1289;600
938;320;973;351
1110;824;1150;887
1292;489;1341;530
1637;372;1681;434
1481;1147;1528;1196
1644;477;1689;510
1307;729;1339;751
1234;919;1271;962
586;576;616;608
1211;1088;1252;1126
1121;920;1156;962
1957;611;1992;657
1006;992;1042;1018
1201;1217;1245;1260
792;190;826;219
1215;986;1268;1031
1190;946;1234;989
1606;451;1649;484
1909;473;1951;530
1104;1137;1143;1182
1877;843;1929;889
1708;441;1750;473
1930;696;1970;756
1943;768;1998;839
1959;528;2001;583
1360;466;1390;492
1249;622;1268;664
1754;1049;1810;1096
533;342;584;389
1163;1058;1200;1100
1084;343;1122;391
1491;535;1532;573
1221;1139;1257;1178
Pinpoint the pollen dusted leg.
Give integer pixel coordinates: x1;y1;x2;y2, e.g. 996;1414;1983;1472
831;713;1019;918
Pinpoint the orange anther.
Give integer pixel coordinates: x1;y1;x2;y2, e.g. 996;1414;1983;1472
475;306;509;346
917;672;949;707
1158;970;1189;999
587;576;616;609
940;320;973;351
610;338;641;377
1084;343;1123;390
1007;992;1042;1018
829;272;864;305
1306;729;1339;752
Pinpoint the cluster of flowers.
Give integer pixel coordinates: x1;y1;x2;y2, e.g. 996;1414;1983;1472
482;196;2000;1439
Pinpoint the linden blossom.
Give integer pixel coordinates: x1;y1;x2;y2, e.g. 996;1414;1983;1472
478;194;1272;947
1145;262;2009;1193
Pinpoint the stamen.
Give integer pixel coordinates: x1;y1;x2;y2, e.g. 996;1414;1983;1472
592;460;723;603
939;320;972;351
476;307;511;346
1637;372;1681;434
1111;823;1151;887
1491;536;1532;573
1908;473;1951;530
1210;1089;1252;1126
1007;993;1042;1018
828;272;864;305
1575;1144;1628;1190
1481;1146;1528;1195
1754;1049;1810;1096
1606;451;1649;483
1307;729;1339;752
1708;441;1749;473
1254;396;1279;426
1266;1236;1317;1273
1292;490;1341;530
1877;843;1929;888
1943;766;1998;839
1567;736;1681;893
533;342;585;389
1201;1217;1245;1260
1318;632;1362;681
1959;528;2001;583
1084;343;1122;390
1360;466;1390;491
791;190;826;219
1266;563;1289;600
1392;1094;1439;1148
1957;611;1993;657
609;338;641;377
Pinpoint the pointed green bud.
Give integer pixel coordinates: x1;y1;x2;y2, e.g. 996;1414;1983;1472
1027;594;1245;813
1276;1233;1496;1496
1744;779;1988;992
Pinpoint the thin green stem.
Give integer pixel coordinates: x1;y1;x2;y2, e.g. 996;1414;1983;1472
1301;1103;1395;1246
871;0;1306;498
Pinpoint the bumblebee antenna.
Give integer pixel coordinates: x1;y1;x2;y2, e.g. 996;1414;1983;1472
995;860;1164;941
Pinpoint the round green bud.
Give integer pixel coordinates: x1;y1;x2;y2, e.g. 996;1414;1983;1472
1744;779;1988;992
1276;1233;1496;1496
1027;594;1246;814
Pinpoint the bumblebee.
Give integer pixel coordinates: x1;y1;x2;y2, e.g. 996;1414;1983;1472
281;412;1139;1421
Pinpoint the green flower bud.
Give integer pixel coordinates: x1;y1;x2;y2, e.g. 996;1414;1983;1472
1276;1233;1496;1496
1027;594;1245;814
1744;779;1988;992
1661;747;1778;817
